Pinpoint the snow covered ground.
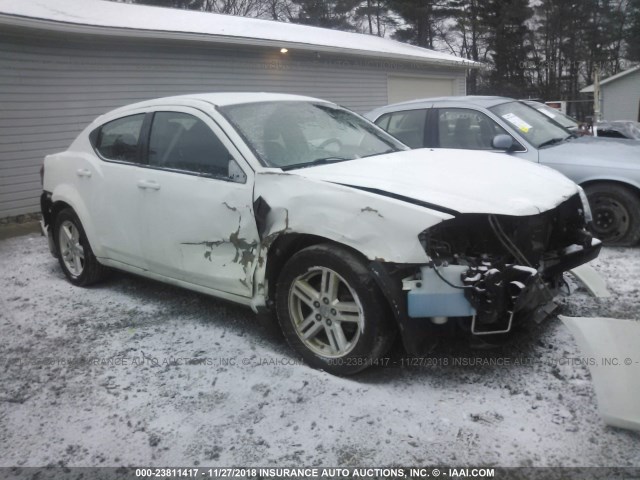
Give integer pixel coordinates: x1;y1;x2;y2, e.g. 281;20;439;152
1;232;639;468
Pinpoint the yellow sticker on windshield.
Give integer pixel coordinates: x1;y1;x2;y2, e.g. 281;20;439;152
502;113;532;133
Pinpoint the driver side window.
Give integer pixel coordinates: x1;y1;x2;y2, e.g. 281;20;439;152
148;112;244;182
438;108;512;150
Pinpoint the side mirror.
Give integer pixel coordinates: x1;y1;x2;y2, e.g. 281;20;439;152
492;134;514;151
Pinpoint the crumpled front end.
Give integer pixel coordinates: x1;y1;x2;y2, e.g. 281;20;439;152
394;192;601;353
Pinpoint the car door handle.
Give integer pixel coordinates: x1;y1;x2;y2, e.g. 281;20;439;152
137;180;161;190
76;168;92;178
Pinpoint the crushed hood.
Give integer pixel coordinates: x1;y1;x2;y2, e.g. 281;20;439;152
539;136;640;168
290;148;579;216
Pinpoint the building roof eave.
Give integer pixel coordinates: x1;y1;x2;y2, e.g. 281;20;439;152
580;65;640;93
0;11;481;70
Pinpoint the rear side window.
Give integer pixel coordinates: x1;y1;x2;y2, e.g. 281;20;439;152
374;114;391;130
148;112;234;179
376;110;426;148
94;114;145;163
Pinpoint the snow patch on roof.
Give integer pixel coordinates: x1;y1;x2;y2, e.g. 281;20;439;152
108;92;325;114
581;65;640;92
0;0;477;68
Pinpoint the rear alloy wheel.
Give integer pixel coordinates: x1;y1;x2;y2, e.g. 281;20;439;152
585;183;640;246
54;208;108;286
276;244;394;375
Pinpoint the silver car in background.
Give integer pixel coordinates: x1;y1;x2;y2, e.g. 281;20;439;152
366;96;640;246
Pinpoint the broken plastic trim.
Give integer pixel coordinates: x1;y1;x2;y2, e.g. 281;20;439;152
560;315;640;432
461;262;547;332
471;311;515;335
569;263;611;298
253;196;271;240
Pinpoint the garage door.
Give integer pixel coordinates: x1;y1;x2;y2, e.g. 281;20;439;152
387;76;455;104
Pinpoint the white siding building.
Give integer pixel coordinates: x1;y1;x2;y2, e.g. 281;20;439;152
0;0;477;218
581;66;640;122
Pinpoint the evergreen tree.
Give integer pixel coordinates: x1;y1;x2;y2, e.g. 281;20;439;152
353;0;395;36
387;0;448;48
480;0;533;97
115;0;638;102
131;0;195;7
290;0;360;30
628;0;640;60
447;0;491;93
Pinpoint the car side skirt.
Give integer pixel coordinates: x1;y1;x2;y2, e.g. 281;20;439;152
97;257;262;311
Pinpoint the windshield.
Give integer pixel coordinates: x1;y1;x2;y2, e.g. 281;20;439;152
490;101;572;148
530;103;579;130
220;101;406;169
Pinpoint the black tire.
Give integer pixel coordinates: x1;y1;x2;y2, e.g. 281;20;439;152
585;183;640;246
276;244;395;375
54;208;108;286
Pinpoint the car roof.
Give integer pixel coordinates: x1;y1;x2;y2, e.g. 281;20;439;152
402;95;512;107
366;95;516;119
105;92;328;116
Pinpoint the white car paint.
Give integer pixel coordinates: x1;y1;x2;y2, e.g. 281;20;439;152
252;170;451;267
43;93;599;370
43;93;587;315
294;148;579;216
130;106;258;297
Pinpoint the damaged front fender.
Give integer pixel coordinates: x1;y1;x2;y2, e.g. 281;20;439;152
253;171;453;264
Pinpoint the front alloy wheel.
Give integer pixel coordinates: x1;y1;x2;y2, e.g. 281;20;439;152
276;244;395;375
288;266;364;358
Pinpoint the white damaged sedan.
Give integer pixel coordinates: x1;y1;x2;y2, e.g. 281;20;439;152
41;93;601;374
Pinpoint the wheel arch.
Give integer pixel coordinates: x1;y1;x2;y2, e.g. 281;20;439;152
270;234;398;373
262;232;404;341
50;200;72;223
264;233;369;305
49;186;103;258
581;178;640;245
579;178;640;198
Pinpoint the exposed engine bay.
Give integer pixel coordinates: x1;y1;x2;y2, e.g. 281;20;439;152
407;193;601;337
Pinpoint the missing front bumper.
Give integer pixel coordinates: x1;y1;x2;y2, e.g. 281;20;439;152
399;238;601;348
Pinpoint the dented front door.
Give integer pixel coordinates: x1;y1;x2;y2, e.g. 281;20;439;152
137;107;259;297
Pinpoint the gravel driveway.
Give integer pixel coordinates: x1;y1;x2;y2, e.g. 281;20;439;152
1;233;639;467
